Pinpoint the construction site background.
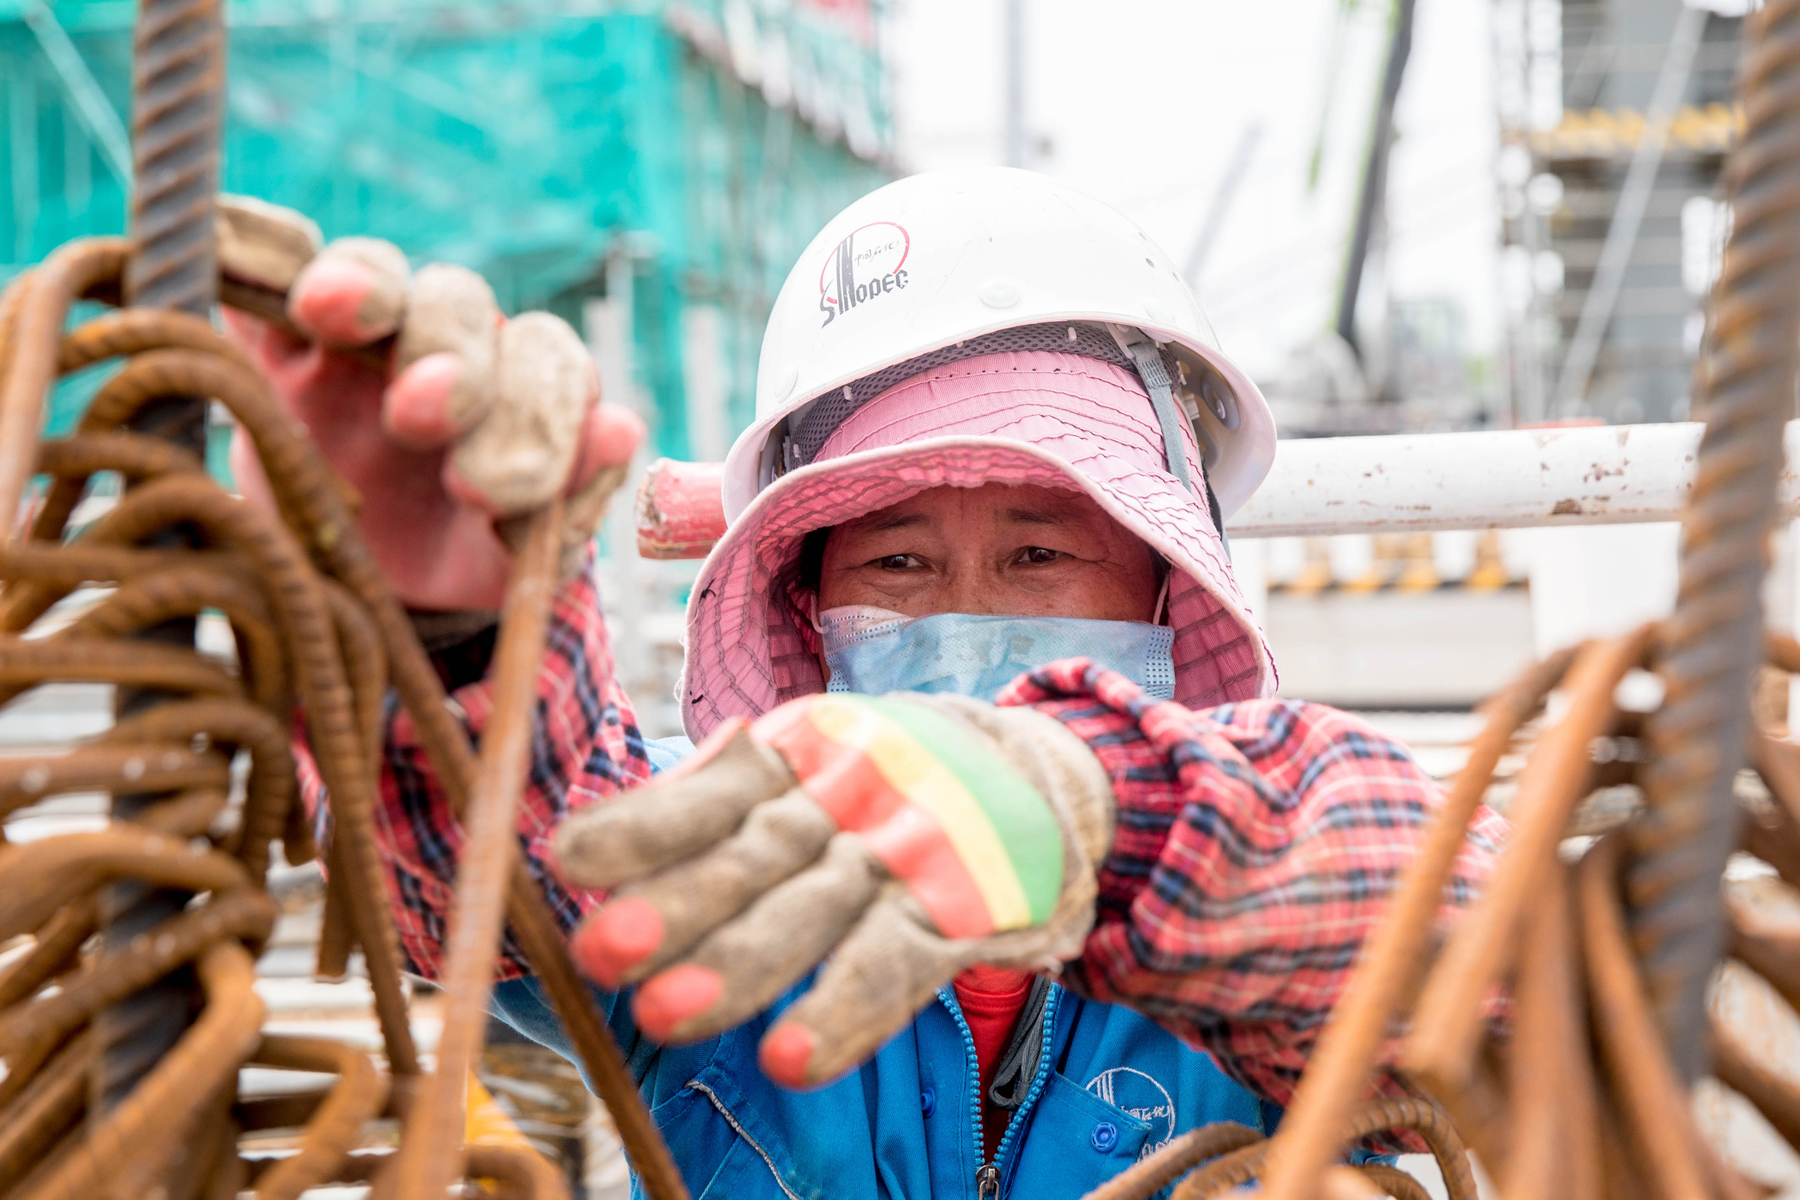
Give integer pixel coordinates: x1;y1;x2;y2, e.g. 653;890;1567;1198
3;1;1764;729
8;4;1800;1195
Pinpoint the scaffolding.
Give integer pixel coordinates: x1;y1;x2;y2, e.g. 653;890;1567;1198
1494;0;1743;424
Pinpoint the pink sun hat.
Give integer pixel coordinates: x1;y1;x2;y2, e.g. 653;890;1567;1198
678;349;1278;739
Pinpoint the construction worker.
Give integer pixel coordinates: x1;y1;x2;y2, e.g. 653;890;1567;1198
225;169;1502;1198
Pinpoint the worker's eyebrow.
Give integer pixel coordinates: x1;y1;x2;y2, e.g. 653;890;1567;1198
847;510;930;534
1002;504;1082;526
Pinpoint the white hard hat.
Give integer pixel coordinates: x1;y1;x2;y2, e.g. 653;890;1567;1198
722;166;1277;523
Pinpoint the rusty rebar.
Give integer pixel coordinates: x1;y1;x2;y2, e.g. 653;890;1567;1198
24;942;262;1200
392;500;565;1200
1159;616;1800;1200
1503;862;1600;1200
1580;837;1715;1200
0;241;128;531
1255;644;1577;1200
42;305;686;1192
0;224;679;1198
106;698;297;884
1079;1123;1264;1200
97;0;229;1126
1165;1096;1476;1200
0;1031;92;1185
124;0;223;316
1407;628;1653;1089
248;1034;390;1200
0;890;274;1061
1632;0;1800;1081
0;901;95;1011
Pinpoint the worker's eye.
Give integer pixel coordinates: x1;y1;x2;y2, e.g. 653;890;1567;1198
875;554;923;570
1016;546;1062;565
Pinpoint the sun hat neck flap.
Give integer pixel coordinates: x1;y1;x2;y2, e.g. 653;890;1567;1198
679;351;1276;739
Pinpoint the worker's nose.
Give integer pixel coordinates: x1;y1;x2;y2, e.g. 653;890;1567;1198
933;559;1011;616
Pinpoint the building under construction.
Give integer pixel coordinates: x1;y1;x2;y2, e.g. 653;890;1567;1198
0;0;893;459
1496;0;1744;424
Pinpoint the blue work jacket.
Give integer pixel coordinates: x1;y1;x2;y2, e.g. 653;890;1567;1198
486;739;1272;1199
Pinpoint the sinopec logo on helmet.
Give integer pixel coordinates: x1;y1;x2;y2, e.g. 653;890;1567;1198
818;221;910;327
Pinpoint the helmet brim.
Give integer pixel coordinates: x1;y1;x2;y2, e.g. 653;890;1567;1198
681;435;1276;740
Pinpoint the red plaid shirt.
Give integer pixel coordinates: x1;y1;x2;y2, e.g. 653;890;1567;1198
296;563;1504;1110
998;661;1504;1108
297;563;651;979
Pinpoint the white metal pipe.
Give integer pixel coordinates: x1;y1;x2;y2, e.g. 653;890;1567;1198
1227;420;1800;538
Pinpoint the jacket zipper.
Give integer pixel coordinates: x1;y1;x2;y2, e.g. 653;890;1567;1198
940;986;1062;1200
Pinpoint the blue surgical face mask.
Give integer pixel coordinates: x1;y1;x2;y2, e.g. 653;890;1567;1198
817;607;1176;703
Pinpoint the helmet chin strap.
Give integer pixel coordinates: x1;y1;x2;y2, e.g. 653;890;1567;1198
1112;326;1200;500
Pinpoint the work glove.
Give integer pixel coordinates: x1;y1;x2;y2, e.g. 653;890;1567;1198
553;692;1116;1088
216;196;642;610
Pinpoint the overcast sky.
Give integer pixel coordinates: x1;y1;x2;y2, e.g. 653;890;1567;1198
885;0;1501;378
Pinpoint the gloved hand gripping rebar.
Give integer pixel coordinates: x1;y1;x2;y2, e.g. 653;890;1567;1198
0;238;685;1199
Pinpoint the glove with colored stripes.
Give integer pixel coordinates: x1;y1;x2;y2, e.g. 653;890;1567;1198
553;692;1115;1088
